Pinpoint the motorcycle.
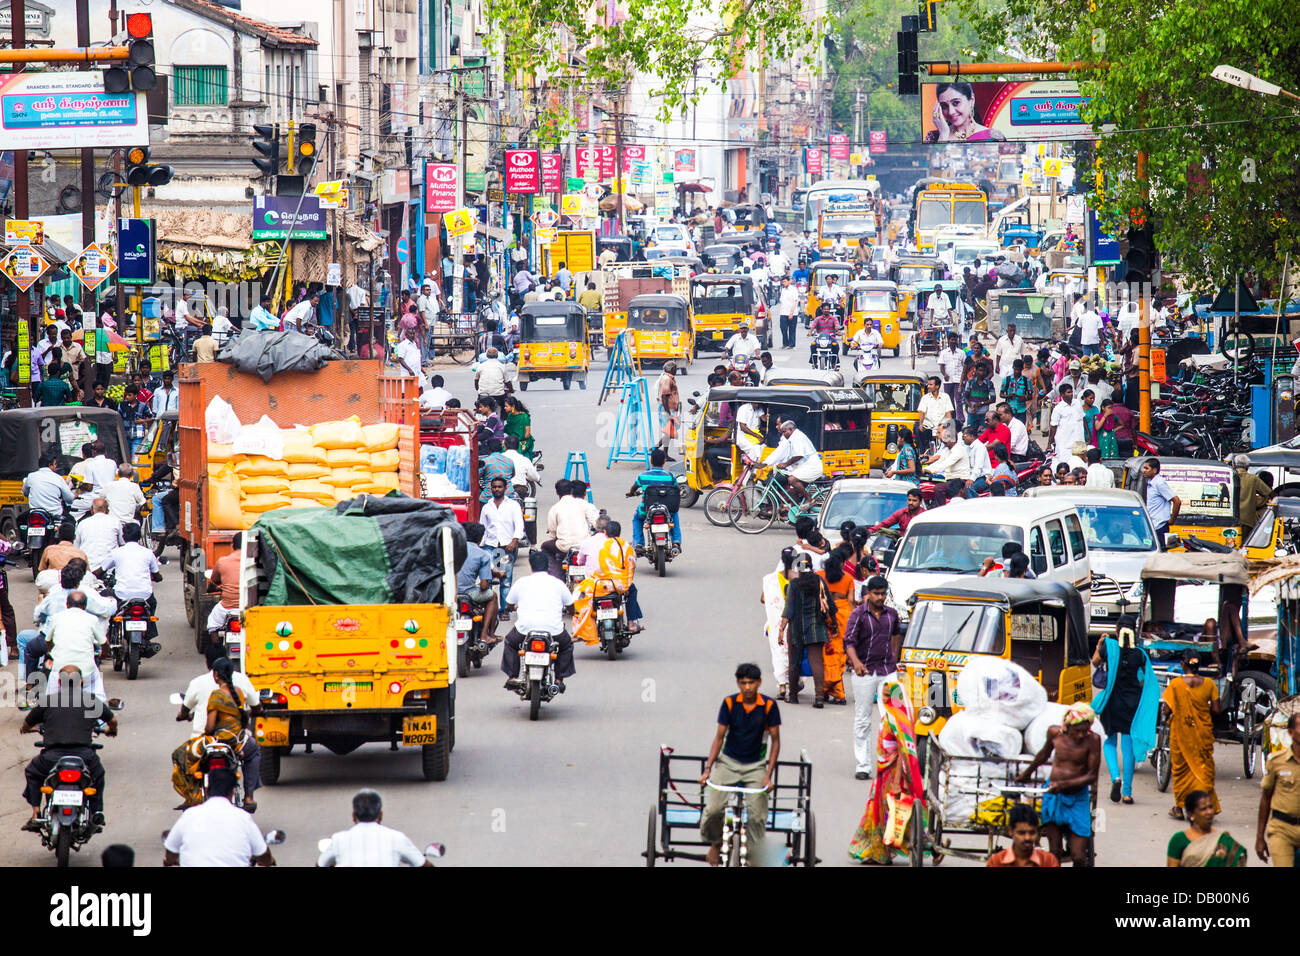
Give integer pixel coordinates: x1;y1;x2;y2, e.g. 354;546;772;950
593;585;631;661
642;501;678;577
811;332;839;371
562;547;585;590
848;346;880;385
728;352;760;385
512;631;562;720
29;708;119;868
108;597;157;680
20;508;59;577
454;592;492;676
170;691;250;808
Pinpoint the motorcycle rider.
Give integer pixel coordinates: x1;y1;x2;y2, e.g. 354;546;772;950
205;533;243;642
597;519;645;634
163;769;275;867
317;789;433;867
809;304;841;367
816;273;846;319
848;320;884;378
457;522;500;644
501;550;577;690
177;644;262;812
100;522;163;620
625;447;682;555
21;452;73;537
20;665;114;831
540;479;599;579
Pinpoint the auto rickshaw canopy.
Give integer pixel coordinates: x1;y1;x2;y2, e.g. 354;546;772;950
701;244;744;271
627;294;690;330
691;274;754;314
519;301;588;342
1140;552;1249;586
0;406;131;476
908;579;1091;666
700;385;870;454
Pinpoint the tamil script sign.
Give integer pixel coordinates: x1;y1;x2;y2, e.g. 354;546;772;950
116;217;154;286
0;71;147;149
252;195;326;240
673;148;696;173
69;242;115;291
541;152;564;192
921;80;1094;143
424;162;458;213
504;149;541;193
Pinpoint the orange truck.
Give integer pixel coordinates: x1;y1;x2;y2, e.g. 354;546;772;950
178;360;419;653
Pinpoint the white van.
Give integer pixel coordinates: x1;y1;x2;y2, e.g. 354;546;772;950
1023;487;1159;634
885;497;1091;620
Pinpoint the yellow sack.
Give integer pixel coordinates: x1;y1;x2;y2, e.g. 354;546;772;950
235;455;289;478
311;416;365;450
281;429;329;465
362;422;401;453
286;461;330;480
239;475;290;496
208;442;235;463
288;498;326;509
243;493;292;513
288;479;335;502
326;447;370;468
370;471;400;491
209;464;250;530
352;484;393;496
327;467;372;487
331;486;353;503
370;449;401;472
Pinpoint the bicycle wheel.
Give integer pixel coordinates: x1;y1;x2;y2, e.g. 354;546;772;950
728;485;776;534
704;485;737;527
445;336;472;365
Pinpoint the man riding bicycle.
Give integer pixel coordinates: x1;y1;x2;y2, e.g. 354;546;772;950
767;419;824;505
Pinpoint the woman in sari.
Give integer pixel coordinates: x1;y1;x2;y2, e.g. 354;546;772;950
1166;790;1247;867
502;394;534;456
848;678;925;864
1161;653;1222;819
761;547;796;699
171;657;255;811
1090;616;1159;804
778;554;832;706
818;551;856;705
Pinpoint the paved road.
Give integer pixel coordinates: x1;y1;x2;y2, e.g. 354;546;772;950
0;334;1267;867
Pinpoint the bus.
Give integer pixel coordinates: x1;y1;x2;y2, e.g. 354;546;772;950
802;179;880;235
911;182;988;253
818;200;880;251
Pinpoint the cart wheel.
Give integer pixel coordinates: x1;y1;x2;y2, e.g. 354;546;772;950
645;804;657;867
804;808;817;867
929;811;945;865
908;801;925;867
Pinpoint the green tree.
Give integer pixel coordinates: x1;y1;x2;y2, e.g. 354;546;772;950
956;0;1300;289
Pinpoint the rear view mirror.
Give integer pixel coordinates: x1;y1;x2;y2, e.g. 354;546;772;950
1163;533;1181;550
168;692;185;706
265;829;286;846
108;698;124;710
425;842;446;860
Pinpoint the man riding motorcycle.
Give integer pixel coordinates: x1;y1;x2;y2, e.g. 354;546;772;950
457;522;500;643
500;550;577;690
99;523;163;655
176;644;262;812
809;304;842;366
625;448;682;555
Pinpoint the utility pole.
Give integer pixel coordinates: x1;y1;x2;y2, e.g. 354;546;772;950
76;0;95;343
12;0;31;405
853;81;864;157
614;93;625;232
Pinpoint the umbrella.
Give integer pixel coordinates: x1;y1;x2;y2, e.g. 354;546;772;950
72;328;130;351
677;183;712;194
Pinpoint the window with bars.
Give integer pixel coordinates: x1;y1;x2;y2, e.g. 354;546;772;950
174;65;228;106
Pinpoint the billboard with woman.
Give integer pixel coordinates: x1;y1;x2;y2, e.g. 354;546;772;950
922;80;1095;143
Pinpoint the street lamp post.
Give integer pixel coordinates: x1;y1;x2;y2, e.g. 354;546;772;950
1211;65;1300;102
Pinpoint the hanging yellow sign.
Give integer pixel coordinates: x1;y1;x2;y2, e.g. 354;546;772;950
445;207;475;237
560;193;583;216
1042;157;1063;178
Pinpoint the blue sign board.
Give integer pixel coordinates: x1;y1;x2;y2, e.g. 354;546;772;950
117;217;155;286
395;236;409;265
252;195;326;240
1088;210;1120;267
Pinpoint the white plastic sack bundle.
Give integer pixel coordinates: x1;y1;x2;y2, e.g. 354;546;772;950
955;656;1048;730
943;765;981;823
937;709;1025;760
204;396;242;444
232;414;286;460
1022;702;1105;755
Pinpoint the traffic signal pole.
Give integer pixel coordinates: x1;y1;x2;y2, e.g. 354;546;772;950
1137;148;1151;434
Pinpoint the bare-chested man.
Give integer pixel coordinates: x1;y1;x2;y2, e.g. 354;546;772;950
1016;702;1100;866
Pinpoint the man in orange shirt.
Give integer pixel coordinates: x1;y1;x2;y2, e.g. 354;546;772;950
205;532;244;643
37;524;88;573
986;804;1061;867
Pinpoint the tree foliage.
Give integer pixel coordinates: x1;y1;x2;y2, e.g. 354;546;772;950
484;0;820;125
955;0;1300;289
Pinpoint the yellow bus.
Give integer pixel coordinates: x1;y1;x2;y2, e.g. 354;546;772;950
802;179;880;235
818;200;880;251
912;182;988;253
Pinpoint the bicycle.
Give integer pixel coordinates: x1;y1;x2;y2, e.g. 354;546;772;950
726;468;833;535
705;781;770;868
703;459;759;528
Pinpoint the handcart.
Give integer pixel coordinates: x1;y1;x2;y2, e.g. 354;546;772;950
913;741;1095;866
643;747;817;866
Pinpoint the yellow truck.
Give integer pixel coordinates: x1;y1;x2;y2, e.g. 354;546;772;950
239;507;463;784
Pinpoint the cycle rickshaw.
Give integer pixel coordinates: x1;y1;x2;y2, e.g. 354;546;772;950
643;747;817;866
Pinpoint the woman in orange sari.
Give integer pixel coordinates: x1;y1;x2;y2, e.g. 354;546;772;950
819;550;856;704
1160;653;1223;819
848;677;925;863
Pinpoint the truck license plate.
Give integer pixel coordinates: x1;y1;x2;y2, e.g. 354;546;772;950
402;714;437;746
524;651;550;666
1090;607;1109;619
51;791;83;807
597;608;618;620
125;620;147;631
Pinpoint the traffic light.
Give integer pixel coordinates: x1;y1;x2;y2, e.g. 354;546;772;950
123;145;173;187
918;0;939;32
104;11;157;93
1124;222;1156;288
897;16;920;96
295;122;317;177
252;123;281;178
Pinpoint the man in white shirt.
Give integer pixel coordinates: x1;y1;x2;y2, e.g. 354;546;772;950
769;420;823;503
501;550;576;686
31;324;59;382
45;594;107;699
776;277;800;349
924;285;951;327
480;477;524;606
816;274;846;313
318;789;432;867
419;374;454;411
1049;383;1087;465
75;498;124;571
164;770;276;867
916;376;954;447
923;426;971;481
849;323;884;376
1085;447;1115;488
101;523;162;610
936;331;966;425
1076;302;1103;356
82;441;119;490
1085;368;1114;405
993;324;1023;385
542;480;600;576
961;426;995;495
1069;293;1086;326
473;348;512;398
998;403;1031;458
179;645;259;735
394;328;423;378
151;371;179;415
282;293;317;331
102;463;146;527
724;324;762;363
503;435;541;496
735;401;766;462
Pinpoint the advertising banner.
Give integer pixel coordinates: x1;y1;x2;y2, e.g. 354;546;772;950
116;217;154;286
252;195;326;240
575;146;599;181
673;148;696;173
828;133;850;162
869;130;888;154
0;71;148;149
314;179;349;209
0;243;48;291
1155;462;1235;524
424;163;458;213
70;242;115;290
622;144;646;168
561;194;584;217
5;219;43;245
597;144;616;180
541;152;564;192
654;184;673;218
922;80;1094;143
503;149;541;194
444;208;475;237
805;147;823;176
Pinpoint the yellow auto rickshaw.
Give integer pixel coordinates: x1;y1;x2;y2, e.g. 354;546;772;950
855;371;925;469
517;302;591;391
845;280;902;356
626;293;694;367
1119;457;1240;548
890;256;947;325
900;580;1093;743
690;274;757;351
133;409;178;487
805;261;854;323
1245;496;1300;561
